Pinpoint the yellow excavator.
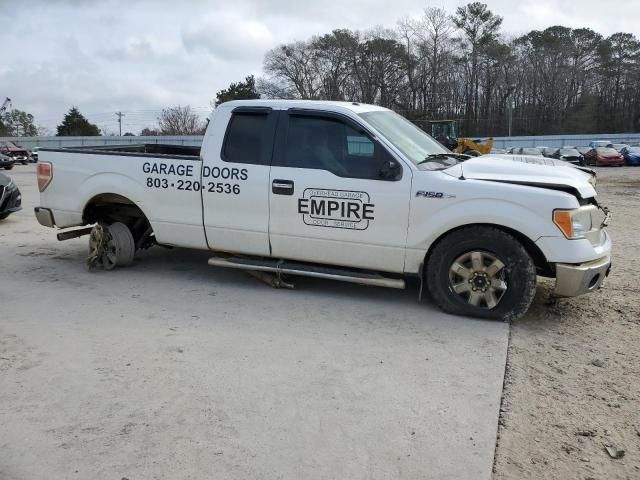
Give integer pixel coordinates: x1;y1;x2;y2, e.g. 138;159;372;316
429;120;493;156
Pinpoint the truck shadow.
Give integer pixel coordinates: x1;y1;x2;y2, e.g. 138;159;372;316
135;246;424;307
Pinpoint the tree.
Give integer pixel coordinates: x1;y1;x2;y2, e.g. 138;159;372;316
1;109;38;136
258;6;640;136
123;132;135;136
157;105;204;135
37;125;53;136
452;2;503;133
140;127;159;136
56;107;100;136
214;75;260;106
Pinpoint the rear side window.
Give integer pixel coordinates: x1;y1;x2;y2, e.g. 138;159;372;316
222;112;273;165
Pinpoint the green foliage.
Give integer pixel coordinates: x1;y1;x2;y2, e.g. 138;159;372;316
215;75;260;106
56;107;100;136
0;109;38;136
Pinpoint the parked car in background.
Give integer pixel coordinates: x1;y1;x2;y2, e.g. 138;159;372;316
584;147;625;167
0;172;22;220
576;146;591;156
540;147;556;157
0;153;14;170
507;146;518;153
551;148;584;166
621;146;640;166
489;148;507;154
0;141;31;165
589;140;612;149
607;143;629;152
514;147;544;156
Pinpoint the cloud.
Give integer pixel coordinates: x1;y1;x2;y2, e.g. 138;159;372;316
182;13;275;62
2;0;640;133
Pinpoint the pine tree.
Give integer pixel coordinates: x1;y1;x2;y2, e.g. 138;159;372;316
56;107;100;136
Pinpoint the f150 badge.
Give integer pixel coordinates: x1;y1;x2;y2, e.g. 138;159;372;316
416;191;456;199
298;188;374;230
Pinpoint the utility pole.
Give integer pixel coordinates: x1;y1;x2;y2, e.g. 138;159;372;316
507;84;516;137
115;111;125;136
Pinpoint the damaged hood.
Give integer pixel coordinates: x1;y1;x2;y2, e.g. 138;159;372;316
442;155;596;199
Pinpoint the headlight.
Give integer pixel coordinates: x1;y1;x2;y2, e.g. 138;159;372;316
553;207;593;239
6;180;15;190
587;174;597;188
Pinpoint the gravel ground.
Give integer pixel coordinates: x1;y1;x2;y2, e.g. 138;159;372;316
494;167;640;480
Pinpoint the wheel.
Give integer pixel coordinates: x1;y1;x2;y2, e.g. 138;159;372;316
4;165;13;170
425;226;537;321
0;213;9;220
88;222;135;270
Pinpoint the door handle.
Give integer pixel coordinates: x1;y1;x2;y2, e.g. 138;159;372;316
272;179;294;195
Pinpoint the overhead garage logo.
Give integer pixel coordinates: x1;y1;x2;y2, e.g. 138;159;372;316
297;188;374;230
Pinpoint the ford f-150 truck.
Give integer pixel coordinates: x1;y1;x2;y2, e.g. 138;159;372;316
34;100;611;320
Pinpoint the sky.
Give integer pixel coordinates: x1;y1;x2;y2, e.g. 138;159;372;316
2;0;638;135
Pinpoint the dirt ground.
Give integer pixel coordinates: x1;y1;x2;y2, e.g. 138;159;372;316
493;167;640;480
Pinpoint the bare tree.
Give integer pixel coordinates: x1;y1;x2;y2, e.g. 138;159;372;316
157;105;204;135
256;2;640;135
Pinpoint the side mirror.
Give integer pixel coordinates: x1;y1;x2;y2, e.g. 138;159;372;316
379;159;401;180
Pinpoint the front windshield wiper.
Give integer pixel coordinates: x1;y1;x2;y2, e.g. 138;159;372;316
417;152;471;165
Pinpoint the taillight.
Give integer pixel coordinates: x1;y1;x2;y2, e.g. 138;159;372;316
37;162;53;192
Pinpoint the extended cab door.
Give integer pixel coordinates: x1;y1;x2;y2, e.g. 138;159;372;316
201;106;277;256
268;109;412;273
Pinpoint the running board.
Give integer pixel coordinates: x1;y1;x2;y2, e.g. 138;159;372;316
207;256;406;289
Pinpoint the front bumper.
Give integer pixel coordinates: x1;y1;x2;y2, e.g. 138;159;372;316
34;206;56;228
554;255;611;297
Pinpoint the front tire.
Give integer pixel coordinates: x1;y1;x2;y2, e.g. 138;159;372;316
425;226;537;321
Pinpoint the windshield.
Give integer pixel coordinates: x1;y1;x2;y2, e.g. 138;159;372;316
358;110;452;169
559;149;579;156
596;147;618;155
521;148;542;155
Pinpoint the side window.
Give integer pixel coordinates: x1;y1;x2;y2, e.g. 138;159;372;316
278;115;399;180
222;112;272;165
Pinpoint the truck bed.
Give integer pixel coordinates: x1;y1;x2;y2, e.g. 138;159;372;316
41;143;200;159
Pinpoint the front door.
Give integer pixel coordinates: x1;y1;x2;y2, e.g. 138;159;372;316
268;110;412;273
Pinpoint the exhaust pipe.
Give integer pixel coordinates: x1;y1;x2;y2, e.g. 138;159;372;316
57;226;93;241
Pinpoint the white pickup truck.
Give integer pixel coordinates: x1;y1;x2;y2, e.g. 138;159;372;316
35;100;611;320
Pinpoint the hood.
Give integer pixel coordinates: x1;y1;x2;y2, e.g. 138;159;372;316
0;172;10;187
442;155;596;199
4;146;27;152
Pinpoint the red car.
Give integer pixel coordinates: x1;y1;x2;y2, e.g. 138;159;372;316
0;141;32;165
583;147;625;167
